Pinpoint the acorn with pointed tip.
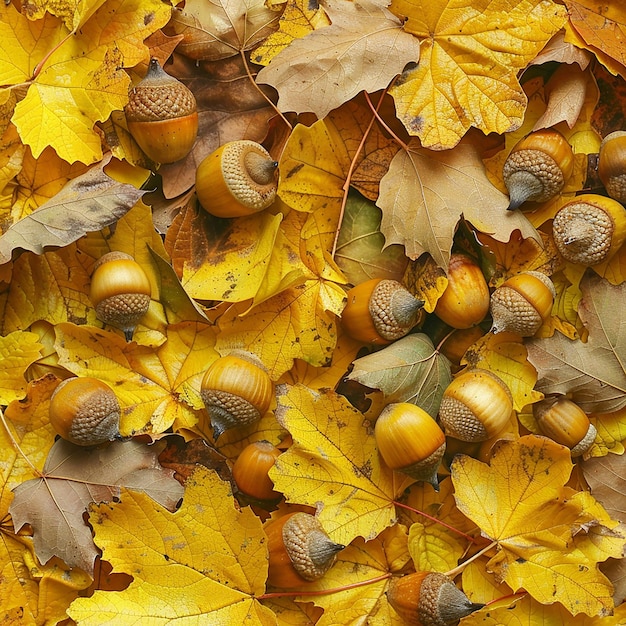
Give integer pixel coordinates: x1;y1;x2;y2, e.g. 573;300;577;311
264;512;345;588
503;129;574;211
342;279;424;345
49;376;121;446
90;251;152;342
124;58;198;164
387;571;484;626
196;140;278;217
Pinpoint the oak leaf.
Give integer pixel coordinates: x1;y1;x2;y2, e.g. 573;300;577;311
68;467;276;624
377;139;538;268
452;435;626;617
347;333;452;418
271;383;412;548
256;0;421;119
526;273;626;414
9;438;184;575
388;0;567;149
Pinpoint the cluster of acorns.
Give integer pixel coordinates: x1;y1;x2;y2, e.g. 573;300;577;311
47;61;626;625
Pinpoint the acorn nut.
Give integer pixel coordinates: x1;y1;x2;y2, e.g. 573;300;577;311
124;58;198;164
196;140;278;218
265;512;344;588
232;440;282;502
387;571;483;626
342;279;425;345
90;251;151;342
598;131;626;203
374;402;446;490
503;129;574;211
49;376;121;446
200;351;274;439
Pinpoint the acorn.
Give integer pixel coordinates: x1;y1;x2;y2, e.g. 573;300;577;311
434;253;490;329
232;440;282;501
503;129;574;211
552;194;626;266
598;131;626;203
195;140;278;218
124;57;198;164
49;377;121;446
265;512;345;588
341;279;425;345
438;368;513;442
90;251;152;341
387;571;483;626
374;402;446;490
439;326;486;370
200;351;274;439
489;271;555;337
533;396;597;457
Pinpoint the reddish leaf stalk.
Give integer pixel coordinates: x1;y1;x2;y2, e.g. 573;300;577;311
258;572;392;600
363;90;409;152
393;500;478;543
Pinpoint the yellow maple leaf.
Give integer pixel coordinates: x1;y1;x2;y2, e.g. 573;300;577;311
271;383;413;547
452;434;626;617
388;0;567;149
0;331;43;405
68;467;276;624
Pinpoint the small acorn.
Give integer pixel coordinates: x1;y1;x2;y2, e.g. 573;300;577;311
503;129;574;211
232;440;282;502
387;571;483;626
374;402;446;490
124;57;198;164
434;254;490;329
534;396;597;457
90;251;151;341
438;368;513;442
200;351;274;439
49;377;121;446
598;131;626;203
342;279;425;345
489;271;555;337
195;140;278;218
265;512;345;588
552;194;626;266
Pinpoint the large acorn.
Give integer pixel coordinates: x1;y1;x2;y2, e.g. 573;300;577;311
195;140;278;218
124;58;198;164
598;131;626;203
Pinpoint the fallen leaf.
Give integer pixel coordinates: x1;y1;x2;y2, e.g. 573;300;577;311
68;467;276;624
0;331;42;404
378;140;538;268
256;0;421;119
526;273;626;414
347;333;452;418
388;0;567;149
0;157;144;264
9;438;184;575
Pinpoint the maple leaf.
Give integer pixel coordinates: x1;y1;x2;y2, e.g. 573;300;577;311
347;333;452;418
452;435;626;617
377;139;539;268
387;0;567;149
526;273;626;414
256;0;421;119
271;383;413;547
0;156;145;263
9;438;184;574
0;331;42;405
68;467;276;624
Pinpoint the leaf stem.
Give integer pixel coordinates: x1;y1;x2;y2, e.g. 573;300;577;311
32;30;75;80
444;540;498;578
258;572;392;600
393;500;478;543
363;89;409;152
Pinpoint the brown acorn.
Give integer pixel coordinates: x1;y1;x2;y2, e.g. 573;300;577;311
342;279;425;345
598;131;626;203
387;571;483;626
265;512;344;588
124;58;198;164
503;129;574;211
90;251;152;341
232;440;282;501
49;377;121;446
